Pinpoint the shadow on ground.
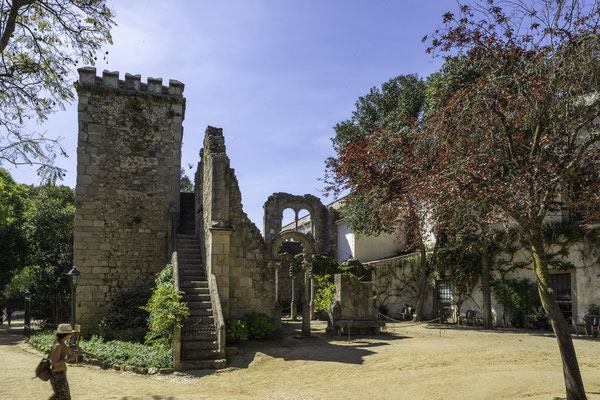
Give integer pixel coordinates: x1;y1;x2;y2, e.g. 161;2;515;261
0;332;22;346
223;320;409;370
553;393;600;400
415;320;600;343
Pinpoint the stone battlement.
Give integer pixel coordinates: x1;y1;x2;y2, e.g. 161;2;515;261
77;67;185;97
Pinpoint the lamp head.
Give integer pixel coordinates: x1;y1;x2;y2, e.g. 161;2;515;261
66;267;82;286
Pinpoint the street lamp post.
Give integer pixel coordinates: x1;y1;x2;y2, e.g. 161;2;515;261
24;290;31;338
66;267;81;336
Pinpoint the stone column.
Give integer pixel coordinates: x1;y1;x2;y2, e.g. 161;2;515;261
310;274;316;320
209;227;232;318
290;268;297;320
302;259;312;337
273;261;279;303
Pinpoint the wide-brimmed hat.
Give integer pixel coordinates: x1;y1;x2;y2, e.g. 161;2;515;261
56;323;75;334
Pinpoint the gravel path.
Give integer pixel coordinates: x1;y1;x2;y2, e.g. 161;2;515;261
2;321;600;400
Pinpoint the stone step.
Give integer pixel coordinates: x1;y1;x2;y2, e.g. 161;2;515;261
179;276;206;282
180;280;209;288
178;253;203;259
177;245;202;250
179;267;205;273
177;234;200;240
178;263;204;268
182;295;210;303
180;276;206;283
179;359;226;370
189;308;213;317
183;327;216;336
176;240;202;245
177;253;202;259
178;265;204;271
182;288;209;296
186;300;212;308
182;331;217;341
182;349;221;360
184;316;215;326
182;340;218;351
179;269;205;275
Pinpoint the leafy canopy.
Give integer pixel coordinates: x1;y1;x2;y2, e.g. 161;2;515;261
0;0;114;181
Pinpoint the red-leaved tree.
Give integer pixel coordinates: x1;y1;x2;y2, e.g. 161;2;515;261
326;120;443;321
423;1;600;399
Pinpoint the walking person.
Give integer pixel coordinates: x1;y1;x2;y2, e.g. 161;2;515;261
6;308;12;327
49;324;79;400
1;306;6;326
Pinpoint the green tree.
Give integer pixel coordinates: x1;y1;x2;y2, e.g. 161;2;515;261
24;184;74;268
180;168;194;193
0;0;114;180
24;184;75;321
0;168;29;290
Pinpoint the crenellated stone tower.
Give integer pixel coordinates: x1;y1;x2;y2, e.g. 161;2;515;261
73;68;185;333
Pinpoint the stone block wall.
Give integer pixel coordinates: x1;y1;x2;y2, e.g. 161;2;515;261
334;274;378;320
73;68;185;333
198;126;275;319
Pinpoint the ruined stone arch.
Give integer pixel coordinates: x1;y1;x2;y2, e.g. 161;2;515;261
263;193;330;255
271;231;314;259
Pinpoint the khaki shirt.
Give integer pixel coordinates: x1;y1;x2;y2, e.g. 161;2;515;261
49;340;76;372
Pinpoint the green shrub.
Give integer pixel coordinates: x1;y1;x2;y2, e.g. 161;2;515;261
98;287;150;342
491;278;541;328
27;331;55;352
27;332;172;368
339;259;373;281
311;255;340;276
244;312;276;339
82;336;172;368
226;318;249;342
313;274;335;312
140;264;189;347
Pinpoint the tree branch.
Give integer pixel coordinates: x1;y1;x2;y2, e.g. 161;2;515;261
0;0;35;53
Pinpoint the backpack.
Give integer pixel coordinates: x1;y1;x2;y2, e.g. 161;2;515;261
34;357;51;381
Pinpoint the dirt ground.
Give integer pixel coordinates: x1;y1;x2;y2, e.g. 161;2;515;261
2;320;600;400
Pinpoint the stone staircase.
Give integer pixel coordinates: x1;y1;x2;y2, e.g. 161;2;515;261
176;194;225;370
179;192;196;235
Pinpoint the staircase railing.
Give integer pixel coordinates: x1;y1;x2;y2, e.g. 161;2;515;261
208;273;226;358
171;251;182;370
169;202;178;252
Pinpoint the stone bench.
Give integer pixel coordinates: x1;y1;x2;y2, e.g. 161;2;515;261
327;319;385;336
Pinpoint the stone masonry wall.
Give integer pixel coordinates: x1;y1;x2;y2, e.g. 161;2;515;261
198;126;275;319
228;172;276;318
73;68;185;333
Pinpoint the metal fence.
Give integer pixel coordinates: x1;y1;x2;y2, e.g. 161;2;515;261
24;293;71;337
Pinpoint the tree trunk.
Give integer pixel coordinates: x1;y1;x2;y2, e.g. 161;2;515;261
530;233;587;400
481;240;493;330
413;245;428;322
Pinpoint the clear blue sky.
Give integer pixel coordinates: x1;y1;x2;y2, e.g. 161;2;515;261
8;0;450;230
